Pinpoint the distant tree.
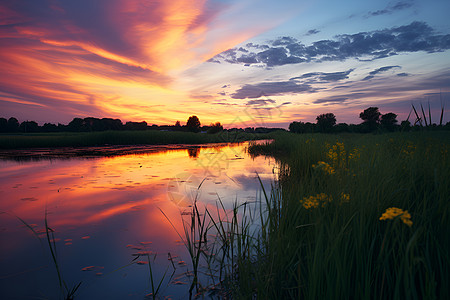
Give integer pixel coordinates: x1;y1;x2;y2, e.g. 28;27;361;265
124;121;147;130
334;123;350;133
0;117;7;132
7;117;19;132
207;122;223;134
400;120;411;132
380;113;398;131
68;118;86;131
316;113;336;133
42;123;58;132
186;115;201;132
359;107;381;132
175;120;181;127
19;121;39;133
289;121;316;134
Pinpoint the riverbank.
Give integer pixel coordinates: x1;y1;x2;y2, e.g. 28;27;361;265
0;130;271;150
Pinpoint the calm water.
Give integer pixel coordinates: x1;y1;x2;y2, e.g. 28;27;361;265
0;142;276;299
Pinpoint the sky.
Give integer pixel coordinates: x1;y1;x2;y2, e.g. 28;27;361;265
1;0;449;128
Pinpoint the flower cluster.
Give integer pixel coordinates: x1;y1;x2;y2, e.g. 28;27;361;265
401;141;417;158
312;161;335;175
301;193;333;209
348;147;361;160
326;142;345;166
379;207;413;227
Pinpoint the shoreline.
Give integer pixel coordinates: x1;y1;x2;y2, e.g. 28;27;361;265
0;140;268;161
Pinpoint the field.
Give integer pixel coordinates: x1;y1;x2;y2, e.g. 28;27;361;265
0;130;266;149
205;131;450;299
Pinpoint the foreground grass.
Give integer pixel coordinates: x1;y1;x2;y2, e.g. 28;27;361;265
0;130;267;149
216;131;450;299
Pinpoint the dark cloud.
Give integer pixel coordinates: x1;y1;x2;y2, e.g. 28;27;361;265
363;65;401;80
397;72;409;77
291;69;354;83
210;22;450;68
231;81;315;99
306;29;320;36
246;99;276;106
369;1;413;17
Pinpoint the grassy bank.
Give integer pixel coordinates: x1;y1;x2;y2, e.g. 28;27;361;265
216;131;450;299
0;130;268;149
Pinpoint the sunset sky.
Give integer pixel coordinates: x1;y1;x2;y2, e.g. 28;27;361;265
1;0;449;128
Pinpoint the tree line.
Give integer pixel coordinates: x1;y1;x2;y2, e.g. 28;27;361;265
289;107;450;134
1;107;448;134
0;115;226;134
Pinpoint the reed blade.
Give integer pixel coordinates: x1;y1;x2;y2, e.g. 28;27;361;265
411;103;422;126
420;103;428;126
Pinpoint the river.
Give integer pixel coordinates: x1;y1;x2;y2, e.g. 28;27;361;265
0;141;276;299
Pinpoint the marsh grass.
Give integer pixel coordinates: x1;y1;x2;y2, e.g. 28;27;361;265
0;130;266;149
238;131;450;299
166;131;449;299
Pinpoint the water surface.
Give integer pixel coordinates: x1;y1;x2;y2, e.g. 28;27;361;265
0;142;275;299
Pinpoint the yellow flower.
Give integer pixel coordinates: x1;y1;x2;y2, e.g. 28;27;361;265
312;161;335;175
300;193;333;209
301;195;319;209
379;207;413;227
340;193;350;204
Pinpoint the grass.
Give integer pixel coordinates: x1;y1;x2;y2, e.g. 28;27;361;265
237;131;450;299
168;131;449;299
16;211;82;300
0;130;269;149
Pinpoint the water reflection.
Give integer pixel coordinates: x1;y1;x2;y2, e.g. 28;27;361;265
0;142;276;299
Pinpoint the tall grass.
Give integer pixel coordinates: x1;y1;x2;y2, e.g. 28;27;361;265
170;131;449;298
232;131;450;299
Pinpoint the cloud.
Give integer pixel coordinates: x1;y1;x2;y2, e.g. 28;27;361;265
363;65;401;80
210;21;450;68
246;99;276;106
291;69;354;83
306;29;320;36
231;81;315;99
368;1;413;17
313;96;349;105
397;72;409;77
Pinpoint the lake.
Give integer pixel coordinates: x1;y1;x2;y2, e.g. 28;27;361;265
0;141;276;299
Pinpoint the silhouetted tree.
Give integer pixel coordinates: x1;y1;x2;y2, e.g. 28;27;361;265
401;120;411;132
207;122;223;134
289;121;316;133
0;118;7;132
124;121;147;130
360;107;381;132
335;123;350;133
381;113;398;131
316;113;336;133
7;117;19;132
175;120;181;127
68;118;85;131
42;123;58;132
186;115;201;132
19;121;39;133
